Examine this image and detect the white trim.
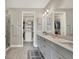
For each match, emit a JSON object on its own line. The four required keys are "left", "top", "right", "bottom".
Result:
{"left": 6, "top": 47, "right": 10, "bottom": 52}
{"left": 22, "top": 11, "right": 23, "bottom": 47}
{"left": 22, "top": 11, "right": 35, "bottom": 47}
{"left": 33, "top": 44, "right": 38, "bottom": 47}
{"left": 10, "top": 45, "right": 23, "bottom": 47}
{"left": 6, "top": 47, "right": 11, "bottom": 56}
{"left": 24, "top": 40, "right": 33, "bottom": 42}
{"left": 54, "top": 12, "right": 66, "bottom": 36}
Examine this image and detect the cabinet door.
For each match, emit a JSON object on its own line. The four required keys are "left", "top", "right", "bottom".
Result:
{"left": 51, "top": 50, "right": 66, "bottom": 59}
{"left": 41, "top": 39, "right": 52, "bottom": 59}
{"left": 37, "top": 36, "right": 46, "bottom": 56}
{"left": 46, "top": 44, "right": 51, "bottom": 59}
{"left": 57, "top": 54, "right": 66, "bottom": 59}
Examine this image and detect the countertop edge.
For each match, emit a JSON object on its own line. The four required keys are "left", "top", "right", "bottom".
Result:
{"left": 37, "top": 33, "right": 73, "bottom": 53}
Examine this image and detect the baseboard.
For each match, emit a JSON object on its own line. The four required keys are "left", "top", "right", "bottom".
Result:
{"left": 10, "top": 45, "right": 23, "bottom": 47}
{"left": 33, "top": 44, "right": 38, "bottom": 47}
{"left": 6, "top": 47, "right": 11, "bottom": 56}
{"left": 6, "top": 47, "right": 10, "bottom": 52}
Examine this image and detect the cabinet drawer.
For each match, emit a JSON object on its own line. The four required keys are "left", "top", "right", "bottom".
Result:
{"left": 51, "top": 49, "right": 66, "bottom": 59}
{"left": 47, "top": 40, "right": 73, "bottom": 59}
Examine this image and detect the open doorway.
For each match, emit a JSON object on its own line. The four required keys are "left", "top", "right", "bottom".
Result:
{"left": 22, "top": 11, "right": 34, "bottom": 47}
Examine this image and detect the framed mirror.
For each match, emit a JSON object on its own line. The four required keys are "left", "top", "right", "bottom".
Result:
{"left": 54, "top": 13, "right": 61, "bottom": 35}
{"left": 54, "top": 12, "right": 66, "bottom": 36}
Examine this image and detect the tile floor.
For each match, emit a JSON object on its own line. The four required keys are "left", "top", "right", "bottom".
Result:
{"left": 5, "top": 42, "right": 39, "bottom": 59}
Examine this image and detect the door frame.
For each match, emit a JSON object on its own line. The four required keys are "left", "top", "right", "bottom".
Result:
{"left": 22, "top": 11, "right": 37, "bottom": 47}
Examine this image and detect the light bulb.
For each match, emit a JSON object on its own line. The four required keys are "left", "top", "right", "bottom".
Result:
{"left": 45, "top": 12, "right": 47, "bottom": 15}
{"left": 46, "top": 9, "right": 49, "bottom": 12}
{"left": 43, "top": 14, "right": 44, "bottom": 16}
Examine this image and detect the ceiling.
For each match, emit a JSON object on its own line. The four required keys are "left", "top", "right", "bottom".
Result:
{"left": 6, "top": 0, "right": 50, "bottom": 8}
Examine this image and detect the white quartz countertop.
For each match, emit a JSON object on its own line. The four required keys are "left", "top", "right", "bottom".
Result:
{"left": 37, "top": 33, "right": 73, "bottom": 52}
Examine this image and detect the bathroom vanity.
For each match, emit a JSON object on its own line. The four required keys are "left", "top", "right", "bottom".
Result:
{"left": 37, "top": 33, "right": 73, "bottom": 59}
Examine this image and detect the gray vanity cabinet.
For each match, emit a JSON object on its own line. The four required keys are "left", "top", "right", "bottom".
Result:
{"left": 51, "top": 51, "right": 65, "bottom": 59}
{"left": 38, "top": 36, "right": 45, "bottom": 56}
{"left": 45, "top": 39, "right": 66, "bottom": 59}
{"left": 47, "top": 40, "right": 73, "bottom": 59}
{"left": 38, "top": 36, "right": 51, "bottom": 59}
{"left": 37, "top": 35, "right": 73, "bottom": 59}
{"left": 37, "top": 36, "right": 58, "bottom": 59}
{"left": 44, "top": 42, "right": 51, "bottom": 59}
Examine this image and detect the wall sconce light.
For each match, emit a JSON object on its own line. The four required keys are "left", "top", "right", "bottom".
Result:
{"left": 43, "top": 9, "right": 49, "bottom": 16}
{"left": 46, "top": 9, "right": 49, "bottom": 13}
{"left": 44, "top": 12, "right": 47, "bottom": 15}
{"left": 43, "top": 12, "right": 47, "bottom": 16}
